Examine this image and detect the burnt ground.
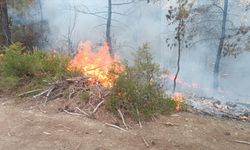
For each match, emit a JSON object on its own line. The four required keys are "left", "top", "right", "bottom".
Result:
{"left": 0, "top": 97, "right": 250, "bottom": 150}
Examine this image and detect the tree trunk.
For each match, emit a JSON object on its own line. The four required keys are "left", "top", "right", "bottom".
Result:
{"left": 173, "top": 19, "right": 183, "bottom": 93}
{"left": 38, "top": 0, "right": 45, "bottom": 47}
{"left": 213, "top": 0, "right": 228, "bottom": 90}
{"left": 0, "top": 0, "right": 11, "bottom": 45}
{"left": 106, "top": 0, "right": 113, "bottom": 56}
{"left": 38, "top": 0, "right": 43, "bottom": 22}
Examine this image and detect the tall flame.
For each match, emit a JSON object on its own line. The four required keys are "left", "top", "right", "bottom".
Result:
{"left": 67, "top": 41, "right": 123, "bottom": 88}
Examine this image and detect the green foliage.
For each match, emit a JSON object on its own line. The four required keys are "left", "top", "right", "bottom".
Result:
{"left": 246, "top": 39, "right": 250, "bottom": 52}
{"left": 107, "top": 44, "right": 175, "bottom": 120}
{"left": 177, "top": 7, "right": 189, "bottom": 20}
{"left": 0, "top": 42, "right": 70, "bottom": 91}
{"left": 80, "top": 91, "right": 90, "bottom": 102}
{"left": 11, "top": 22, "right": 49, "bottom": 48}
{"left": 9, "top": 0, "right": 35, "bottom": 11}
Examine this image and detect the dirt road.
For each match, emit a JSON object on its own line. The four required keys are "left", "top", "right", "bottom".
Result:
{"left": 0, "top": 97, "right": 250, "bottom": 150}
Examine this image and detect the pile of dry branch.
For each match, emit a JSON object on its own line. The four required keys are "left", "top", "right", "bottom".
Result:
{"left": 20, "top": 76, "right": 110, "bottom": 118}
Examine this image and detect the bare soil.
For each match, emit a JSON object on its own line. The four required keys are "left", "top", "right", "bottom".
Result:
{"left": 0, "top": 97, "right": 250, "bottom": 150}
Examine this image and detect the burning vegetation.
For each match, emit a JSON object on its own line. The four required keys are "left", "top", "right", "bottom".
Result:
{"left": 171, "top": 92, "right": 184, "bottom": 112}
{"left": 67, "top": 41, "right": 123, "bottom": 88}
{"left": 0, "top": 42, "right": 180, "bottom": 124}
{"left": 1, "top": 41, "right": 248, "bottom": 125}
{"left": 0, "top": 2, "right": 250, "bottom": 148}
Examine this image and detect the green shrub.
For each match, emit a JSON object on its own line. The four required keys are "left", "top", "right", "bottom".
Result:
{"left": 107, "top": 44, "right": 176, "bottom": 120}
{"left": 41, "top": 50, "right": 71, "bottom": 80}
{"left": 0, "top": 42, "right": 70, "bottom": 91}
{"left": 1, "top": 43, "right": 42, "bottom": 78}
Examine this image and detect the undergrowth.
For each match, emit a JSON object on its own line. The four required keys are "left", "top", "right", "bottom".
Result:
{"left": 107, "top": 44, "right": 176, "bottom": 120}
{"left": 0, "top": 42, "right": 178, "bottom": 121}
{"left": 0, "top": 42, "right": 70, "bottom": 92}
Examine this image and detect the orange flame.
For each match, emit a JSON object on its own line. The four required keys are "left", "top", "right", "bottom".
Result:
{"left": 67, "top": 41, "right": 123, "bottom": 88}
{"left": 164, "top": 74, "right": 199, "bottom": 89}
{"left": 172, "top": 92, "right": 184, "bottom": 112}
{"left": 239, "top": 115, "right": 248, "bottom": 122}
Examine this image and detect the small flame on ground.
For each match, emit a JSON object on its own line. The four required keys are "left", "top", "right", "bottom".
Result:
{"left": 239, "top": 115, "right": 248, "bottom": 122}
{"left": 172, "top": 92, "right": 184, "bottom": 112}
{"left": 67, "top": 41, "right": 123, "bottom": 88}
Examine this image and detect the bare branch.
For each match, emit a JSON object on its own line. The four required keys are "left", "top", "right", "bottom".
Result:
{"left": 234, "top": 140, "right": 250, "bottom": 145}
{"left": 212, "top": 4, "right": 224, "bottom": 12}
{"left": 136, "top": 107, "right": 142, "bottom": 128}
{"left": 105, "top": 123, "right": 127, "bottom": 131}
{"left": 112, "top": 1, "right": 135, "bottom": 6}
{"left": 118, "top": 109, "right": 128, "bottom": 129}
{"left": 18, "top": 89, "right": 42, "bottom": 97}
{"left": 75, "top": 106, "right": 90, "bottom": 116}
{"left": 142, "top": 136, "right": 150, "bottom": 147}
{"left": 87, "top": 11, "right": 127, "bottom": 16}
{"left": 64, "top": 110, "right": 83, "bottom": 116}
{"left": 92, "top": 100, "right": 104, "bottom": 114}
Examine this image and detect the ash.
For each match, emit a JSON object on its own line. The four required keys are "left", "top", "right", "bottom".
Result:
{"left": 185, "top": 95, "right": 250, "bottom": 122}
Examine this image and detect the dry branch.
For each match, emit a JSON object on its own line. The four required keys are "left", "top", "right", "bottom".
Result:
{"left": 103, "top": 91, "right": 111, "bottom": 97}
{"left": 75, "top": 106, "right": 89, "bottom": 116}
{"left": 158, "top": 122, "right": 178, "bottom": 127}
{"left": 118, "top": 109, "right": 128, "bottom": 129}
{"left": 68, "top": 89, "right": 76, "bottom": 100}
{"left": 64, "top": 110, "right": 83, "bottom": 116}
{"left": 46, "top": 85, "right": 56, "bottom": 97}
{"left": 33, "top": 89, "right": 50, "bottom": 98}
{"left": 18, "top": 89, "right": 42, "bottom": 97}
{"left": 92, "top": 100, "right": 104, "bottom": 114}
{"left": 136, "top": 107, "right": 142, "bottom": 128}
{"left": 105, "top": 123, "right": 127, "bottom": 131}
{"left": 142, "top": 136, "right": 150, "bottom": 148}
{"left": 28, "top": 76, "right": 110, "bottom": 120}
{"left": 234, "top": 140, "right": 250, "bottom": 145}
{"left": 66, "top": 76, "right": 89, "bottom": 82}
{"left": 33, "top": 76, "right": 89, "bottom": 100}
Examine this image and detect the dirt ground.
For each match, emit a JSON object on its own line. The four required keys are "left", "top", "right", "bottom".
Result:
{"left": 0, "top": 97, "right": 250, "bottom": 150}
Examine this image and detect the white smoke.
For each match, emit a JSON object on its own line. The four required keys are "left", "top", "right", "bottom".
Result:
{"left": 40, "top": 0, "right": 250, "bottom": 104}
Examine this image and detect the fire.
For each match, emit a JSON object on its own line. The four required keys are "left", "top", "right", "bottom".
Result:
{"left": 172, "top": 92, "right": 184, "bottom": 112}
{"left": 67, "top": 41, "right": 123, "bottom": 88}
{"left": 239, "top": 115, "right": 248, "bottom": 122}
{"left": 164, "top": 74, "right": 199, "bottom": 89}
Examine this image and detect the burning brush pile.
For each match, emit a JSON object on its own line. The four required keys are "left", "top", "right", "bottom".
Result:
{"left": 29, "top": 41, "right": 123, "bottom": 118}
{"left": 5, "top": 41, "right": 248, "bottom": 126}
{"left": 3, "top": 41, "right": 248, "bottom": 127}
{"left": 27, "top": 42, "right": 177, "bottom": 122}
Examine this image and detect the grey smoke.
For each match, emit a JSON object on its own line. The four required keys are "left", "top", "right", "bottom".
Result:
{"left": 24, "top": 0, "right": 250, "bottom": 104}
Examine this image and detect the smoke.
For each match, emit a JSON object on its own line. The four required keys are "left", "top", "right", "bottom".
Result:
{"left": 161, "top": 0, "right": 250, "bottom": 104}
{"left": 42, "top": 0, "right": 107, "bottom": 50}
{"left": 33, "top": 0, "right": 250, "bottom": 104}
{"left": 41, "top": 0, "right": 165, "bottom": 55}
